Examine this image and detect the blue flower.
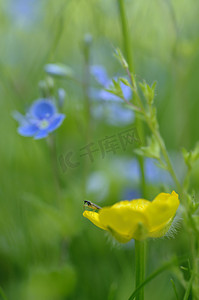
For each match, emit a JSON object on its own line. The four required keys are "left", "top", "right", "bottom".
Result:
{"left": 90, "top": 65, "right": 132, "bottom": 101}
{"left": 90, "top": 65, "right": 134, "bottom": 125}
{"left": 124, "top": 158, "right": 172, "bottom": 185}
{"left": 121, "top": 188, "right": 142, "bottom": 200}
{"left": 86, "top": 171, "right": 109, "bottom": 202}
{"left": 14, "top": 99, "right": 65, "bottom": 139}
{"left": 90, "top": 65, "right": 109, "bottom": 87}
{"left": 110, "top": 156, "right": 172, "bottom": 185}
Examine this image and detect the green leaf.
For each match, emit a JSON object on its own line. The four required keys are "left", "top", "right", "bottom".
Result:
{"left": 170, "top": 278, "right": 180, "bottom": 300}
{"left": 106, "top": 78, "right": 123, "bottom": 98}
{"left": 119, "top": 77, "right": 132, "bottom": 89}
{"left": 114, "top": 48, "right": 128, "bottom": 69}
{"left": 182, "top": 148, "right": 191, "bottom": 168}
{"left": 154, "top": 160, "right": 168, "bottom": 171}
{"left": 183, "top": 272, "right": 194, "bottom": 300}
{"left": 134, "top": 135, "right": 160, "bottom": 159}
{"left": 139, "top": 81, "right": 156, "bottom": 105}
{"left": 192, "top": 215, "right": 199, "bottom": 231}
{"left": 182, "top": 142, "right": 199, "bottom": 169}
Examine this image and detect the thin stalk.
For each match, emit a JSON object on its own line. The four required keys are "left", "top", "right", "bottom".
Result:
{"left": 117, "top": 0, "right": 147, "bottom": 198}
{"left": 83, "top": 37, "right": 92, "bottom": 128}
{"left": 117, "top": 0, "right": 134, "bottom": 72}
{"left": 47, "top": 135, "right": 62, "bottom": 205}
{"left": 123, "top": 89, "right": 182, "bottom": 196}
{"left": 82, "top": 35, "right": 92, "bottom": 196}
{"left": 147, "top": 124, "right": 182, "bottom": 194}
{"left": 135, "top": 240, "right": 146, "bottom": 300}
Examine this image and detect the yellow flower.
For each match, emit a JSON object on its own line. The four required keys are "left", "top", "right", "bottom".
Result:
{"left": 83, "top": 191, "right": 180, "bottom": 243}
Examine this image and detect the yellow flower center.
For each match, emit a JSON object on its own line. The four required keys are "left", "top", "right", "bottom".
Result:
{"left": 39, "top": 120, "right": 49, "bottom": 129}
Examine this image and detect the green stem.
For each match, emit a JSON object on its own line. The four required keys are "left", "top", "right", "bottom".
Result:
{"left": 117, "top": 0, "right": 134, "bottom": 72}
{"left": 124, "top": 90, "right": 182, "bottom": 196}
{"left": 148, "top": 126, "right": 182, "bottom": 194}
{"left": 135, "top": 240, "right": 146, "bottom": 300}
{"left": 82, "top": 34, "right": 92, "bottom": 196}
{"left": 47, "top": 135, "right": 62, "bottom": 205}
{"left": 117, "top": 0, "right": 147, "bottom": 198}
{"left": 83, "top": 35, "right": 92, "bottom": 126}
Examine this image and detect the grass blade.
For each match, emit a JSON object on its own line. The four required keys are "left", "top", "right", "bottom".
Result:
{"left": 128, "top": 256, "right": 187, "bottom": 300}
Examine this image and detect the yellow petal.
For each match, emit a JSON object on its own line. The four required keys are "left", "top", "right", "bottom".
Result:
{"left": 107, "top": 226, "right": 133, "bottom": 243}
{"left": 112, "top": 199, "right": 150, "bottom": 211}
{"left": 83, "top": 210, "right": 107, "bottom": 230}
{"left": 146, "top": 191, "right": 180, "bottom": 237}
{"left": 99, "top": 204, "right": 149, "bottom": 240}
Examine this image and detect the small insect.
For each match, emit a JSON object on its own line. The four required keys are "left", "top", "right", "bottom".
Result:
{"left": 84, "top": 200, "right": 102, "bottom": 211}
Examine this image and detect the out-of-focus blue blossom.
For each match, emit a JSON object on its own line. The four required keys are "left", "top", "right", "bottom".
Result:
{"left": 106, "top": 104, "right": 134, "bottom": 126}
{"left": 91, "top": 101, "right": 134, "bottom": 126}
{"left": 110, "top": 157, "right": 173, "bottom": 185}
{"left": 45, "top": 64, "right": 74, "bottom": 78}
{"left": 58, "top": 88, "right": 66, "bottom": 108}
{"left": 121, "top": 188, "right": 142, "bottom": 200}
{"left": 5, "top": 0, "right": 40, "bottom": 28}
{"left": 13, "top": 99, "right": 65, "bottom": 140}
{"left": 90, "top": 65, "right": 109, "bottom": 87}
{"left": 90, "top": 65, "right": 134, "bottom": 126}
{"left": 86, "top": 171, "right": 109, "bottom": 202}
{"left": 127, "top": 158, "right": 172, "bottom": 185}
{"left": 90, "top": 65, "right": 132, "bottom": 101}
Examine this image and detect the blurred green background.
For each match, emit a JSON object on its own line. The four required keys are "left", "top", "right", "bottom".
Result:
{"left": 0, "top": 0, "right": 199, "bottom": 299}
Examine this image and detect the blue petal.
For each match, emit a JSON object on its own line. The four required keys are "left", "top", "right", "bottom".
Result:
{"left": 29, "top": 99, "right": 56, "bottom": 120}
{"left": 90, "top": 65, "right": 109, "bottom": 87}
{"left": 13, "top": 111, "right": 28, "bottom": 126}
{"left": 34, "top": 129, "right": 49, "bottom": 140}
{"left": 120, "top": 81, "right": 132, "bottom": 101}
{"left": 89, "top": 88, "right": 102, "bottom": 100}
{"left": 121, "top": 188, "right": 142, "bottom": 200}
{"left": 18, "top": 124, "right": 38, "bottom": 137}
{"left": 47, "top": 114, "right": 65, "bottom": 133}
{"left": 107, "top": 103, "right": 134, "bottom": 125}
{"left": 45, "top": 64, "right": 73, "bottom": 77}
{"left": 126, "top": 159, "right": 140, "bottom": 181}
{"left": 145, "top": 158, "right": 172, "bottom": 184}
{"left": 89, "top": 87, "right": 120, "bottom": 102}
{"left": 98, "top": 89, "right": 122, "bottom": 102}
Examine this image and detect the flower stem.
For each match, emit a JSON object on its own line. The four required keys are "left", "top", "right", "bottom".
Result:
{"left": 147, "top": 125, "right": 182, "bottom": 194}
{"left": 135, "top": 240, "right": 146, "bottom": 300}
{"left": 47, "top": 135, "right": 62, "bottom": 205}
{"left": 82, "top": 34, "right": 92, "bottom": 195}
{"left": 117, "top": 0, "right": 134, "bottom": 72}
{"left": 117, "top": 0, "right": 147, "bottom": 198}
